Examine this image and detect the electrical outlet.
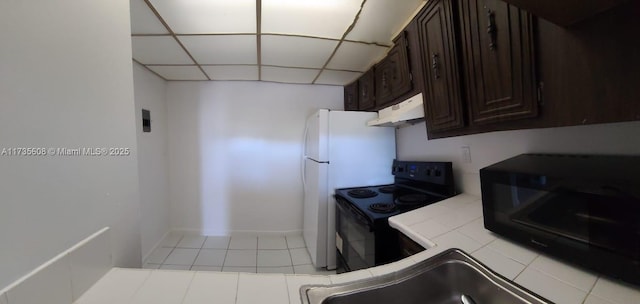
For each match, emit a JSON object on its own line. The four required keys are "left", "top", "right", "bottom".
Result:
{"left": 461, "top": 146, "right": 471, "bottom": 163}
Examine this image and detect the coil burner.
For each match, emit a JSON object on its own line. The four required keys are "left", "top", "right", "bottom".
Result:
{"left": 347, "top": 189, "right": 378, "bottom": 198}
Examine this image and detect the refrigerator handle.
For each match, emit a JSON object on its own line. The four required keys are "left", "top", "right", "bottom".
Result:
{"left": 302, "top": 159, "right": 307, "bottom": 193}
{"left": 301, "top": 120, "right": 310, "bottom": 193}
{"left": 302, "top": 118, "right": 309, "bottom": 158}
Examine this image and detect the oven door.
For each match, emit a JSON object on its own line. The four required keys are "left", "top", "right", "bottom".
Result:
{"left": 335, "top": 196, "right": 375, "bottom": 273}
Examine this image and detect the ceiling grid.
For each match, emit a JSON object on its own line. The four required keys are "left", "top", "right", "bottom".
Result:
{"left": 256, "top": 0, "right": 262, "bottom": 80}
{"left": 142, "top": 0, "right": 210, "bottom": 80}
{"left": 130, "top": 0, "right": 425, "bottom": 85}
{"left": 312, "top": 0, "right": 367, "bottom": 84}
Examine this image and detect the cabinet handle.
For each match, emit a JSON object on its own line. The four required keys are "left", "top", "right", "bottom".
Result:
{"left": 486, "top": 9, "right": 497, "bottom": 51}
{"left": 431, "top": 53, "right": 440, "bottom": 80}
{"left": 382, "top": 71, "right": 388, "bottom": 89}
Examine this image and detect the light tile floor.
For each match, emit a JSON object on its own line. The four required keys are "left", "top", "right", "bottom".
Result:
{"left": 142, "top": 233, "right": 335, "bottom": 275}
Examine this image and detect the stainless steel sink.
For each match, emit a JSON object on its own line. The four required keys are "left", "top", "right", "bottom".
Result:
{"left": 301, "top": 248, "right": 552, "bottom": 304}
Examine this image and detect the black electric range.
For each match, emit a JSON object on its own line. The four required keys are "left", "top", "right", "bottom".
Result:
{"left": 334, "top": 160, "right": 455, "bottom": 273}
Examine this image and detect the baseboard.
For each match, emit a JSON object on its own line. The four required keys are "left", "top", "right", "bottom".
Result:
{"left": 229, "top": 230, "right": 303, "bottom": 237}
{"left": 170, "top": 228, "right": 303, "bottom": 237}
{"left": 171, "top": 228, "right": 212, "bottom": 236}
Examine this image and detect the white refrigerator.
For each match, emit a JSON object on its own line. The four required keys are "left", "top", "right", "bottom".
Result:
{"left": 302, "top": 109, "right": 396, "bottom": 269}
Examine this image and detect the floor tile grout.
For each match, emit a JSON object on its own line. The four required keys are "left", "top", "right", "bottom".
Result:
{"left": 144, "top": 234, "right": 334, "bottom": 275}
{"left": 157, "top": 234, "right": 184, "bottom": 264}
{"left": 221, "top": 240, "right": 230, "bottom": 270}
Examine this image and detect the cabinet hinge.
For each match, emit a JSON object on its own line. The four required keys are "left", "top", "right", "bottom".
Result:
{"left": 405, "top": 37, "right": 409, "bottom": 47}
{"left": 537, "top": 81, "right": 544, "bottom": 106}
{"left": 409, "top": 73, "right": 413, "bottom": 81}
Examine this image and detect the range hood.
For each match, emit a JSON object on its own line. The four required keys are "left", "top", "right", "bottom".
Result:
{"left": 367, "top": 93, "right": 425, "bottom": 127}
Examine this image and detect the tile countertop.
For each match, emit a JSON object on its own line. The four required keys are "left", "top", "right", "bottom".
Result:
{"left": 389, "top": 193, "right": 640, "bottom": 304}
{"left": 74, "top": 194, "right": 640, "bottom": 304}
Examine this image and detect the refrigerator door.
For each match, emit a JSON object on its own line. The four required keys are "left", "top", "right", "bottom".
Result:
{"left": 325, "top": 110, "right": 396, "bottom": 269}
{"left": 303, "top": 158, "right": 328, "bottom": 267}
{"left": 304, "top": 109, "right": 329, "bottom": 162}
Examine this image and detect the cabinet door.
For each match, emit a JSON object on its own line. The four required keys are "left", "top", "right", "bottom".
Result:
{"left": 459, "top": 0, "right": 537, "bottom": 125}
{"left": 399, "top": 232, "right": 425, "bottom": 258}
{"left": 358, "top": 69, "right": 376, "bottom": 110}
{"left": 417, "top": 0, "right": 465, "bottom": 132}
{"left": 495, "top": 0, "right": 628, "bottom": 27}
{"left": 375, "top": 32, "right": 413, "bottom": 107}
{"left": 343, "top": 81, "right": 359, "bottom": 111}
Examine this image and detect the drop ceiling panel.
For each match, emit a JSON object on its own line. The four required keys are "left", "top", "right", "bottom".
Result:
{"left": 130, "top": 0, "right": 169, "bottom": 34}
{"left": 147, "top": 66, "right": 207, "bottom": 80}
{"left": 132, "top": 36, "right": 193, "bottom": 64}
{"left": 131, "top": 0, "right": 424, "bottom": 85}
{"left": 262, "top": 35, "right": 338, "bottom": 69}
{"left": 262, "top": 66, "right": 319, "bottom": 84}
{"left": 179, "top": 35, "right": 257, "bottom": 64}
{"left": 315, "top": 70, "right": 362, "bottom": 86}
{"left": 326, "top": 42, "right": 389, "bottom": 72}
{"left": 202, "top": 65, "right": 259, "bottom": 81}
{"left": 262, "top": 0, "right": 362, "bottom": 39}
{"left": 346, "top": 0, "right": 423, "bottom": 44}
{"left": 149, "top": 0, "right": 256, "bottom": 34}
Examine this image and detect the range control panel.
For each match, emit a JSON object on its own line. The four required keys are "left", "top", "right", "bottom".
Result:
{"left": 392, "top": 160, "right": 453, "bottom": 185}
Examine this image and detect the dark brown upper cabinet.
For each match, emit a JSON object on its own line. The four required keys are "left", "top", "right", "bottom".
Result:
{"left": 375, "top": 31, "right": 413, "bottom": 107}
{"left": 458, "top": 0, "right": 538, "bottom": 125}
{"left": 343, "top": 80, "right": 359, "bottom": 111}
{"left": 417, "top": 0, "right": 465, "bottom": 132}
{"left": 495, "top": 0, "right": 629, "bottom": 27}
{"left": 358, "top": 69, "right": 376, "bottom": 110}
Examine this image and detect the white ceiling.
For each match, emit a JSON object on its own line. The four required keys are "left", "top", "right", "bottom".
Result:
{"left": 130, "top": 0, "right": 425, "bottom": 85}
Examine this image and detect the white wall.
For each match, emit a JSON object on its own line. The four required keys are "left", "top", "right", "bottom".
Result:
{"left": 397, "top": 121, "right": 640, "bottom": 195}
{"left": 0, "top": 0, "right": 141, "bottom": 289}
{"left": 133, "top": 63, "right": 171, "bottom": 259}
{"left": 167, "top": 81, "right": 343, "bottom": 235}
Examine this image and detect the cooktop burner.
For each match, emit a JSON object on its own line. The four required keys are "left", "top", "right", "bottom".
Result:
{"left": 378, "top": 186, "right": 396, "bottom": 193}
{"left": 335, "top": 160, "right": 454, "bottom": 224}
{"left": 369, "top": 203, "right": 397, "bottom": 213}
{"left": 347, "top": 189, "right": 378, "bottom": 198}
{"left": 396, "top": 194, "right": 430, "bottom": 205}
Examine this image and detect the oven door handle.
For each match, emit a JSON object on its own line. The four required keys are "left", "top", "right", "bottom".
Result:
{"left": 336, "top": 198, "right": 374, "bottom": 232}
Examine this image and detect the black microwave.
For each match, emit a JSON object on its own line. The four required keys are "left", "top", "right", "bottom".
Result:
{"left": 480, "top": 154, "right": 640, "bottom": 286}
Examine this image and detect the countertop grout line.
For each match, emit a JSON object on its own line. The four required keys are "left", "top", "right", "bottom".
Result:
{"left": 233, "top": 272, "right": 240, "bottom": 304}
{"left": 580, "top": 275, "right": 602, "bottom": 304}
{"left": 177, "top": 272, "right": 197, "bottom": 304}
{"left": 528, "top": 255, "right": 600, "bottom": 295}
{"left": 126, "top": 268, "right": 154, "bottom": 304}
